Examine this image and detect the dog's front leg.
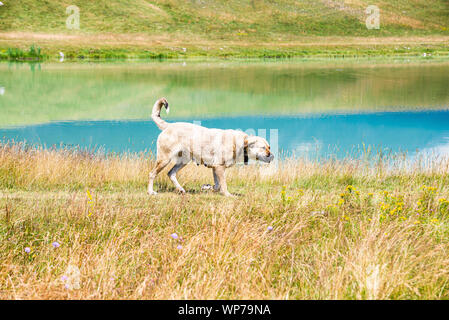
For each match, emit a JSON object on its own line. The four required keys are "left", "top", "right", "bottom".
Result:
{"left": 213, "top": 166, "right": 232, "bottom": 197}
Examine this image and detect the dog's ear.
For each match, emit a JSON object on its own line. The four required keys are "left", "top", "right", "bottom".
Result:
{"left": 246, "top": 136, "right": 258, "bottom": 147}
{"left": 243, "top": 134, "right": 256, "bottom": 148}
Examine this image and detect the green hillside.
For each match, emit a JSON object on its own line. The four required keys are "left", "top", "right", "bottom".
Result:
{"left": 2, "top": 0, "right": 449, "bottom": 37}
{"left": 0, "top": 0, "right": 448, "bottom": 59}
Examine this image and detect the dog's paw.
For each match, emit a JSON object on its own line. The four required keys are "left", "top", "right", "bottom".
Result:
{"left": 147, "top": 190, "right": 158, "bottom": 196}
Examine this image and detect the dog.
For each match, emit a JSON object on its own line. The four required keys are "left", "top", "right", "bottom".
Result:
{"left": 147, "top": 98, "right": 274, "bottom": 196}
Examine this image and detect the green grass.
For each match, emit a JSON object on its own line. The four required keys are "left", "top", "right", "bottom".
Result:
{"left": 0, "top": 45, "right": 46, "bottom": 61}
{"left": 3, "top": 42, "right": 449, "bottom": 61}
{"left": 1, "top": 0, "right": 448, "bottom": 37}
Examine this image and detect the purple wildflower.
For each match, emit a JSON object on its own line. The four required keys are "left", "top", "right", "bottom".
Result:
{"left": 177, "top": 245, "right": 183, "bottom": 250}
{"left": 24, "top": 247, "right": 31, "bottom": 253}
{"left": 171, "top": 233, "right": 179, "bottom": 240}
{"left": 267, "top": 226, "right": 273, "bottom": 231}
{"left": 61, "top": 275, "right": 68, "bottom": 281}
{"left": 52, "top": 241, "right": 60, "bottom": 248}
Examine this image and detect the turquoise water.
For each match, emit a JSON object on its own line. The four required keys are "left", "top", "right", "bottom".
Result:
{"left": 2, "top": 111, "right": 449, "bottom": 159}
{"left": 1, "top": 60, "right": 449, "bottom": 159}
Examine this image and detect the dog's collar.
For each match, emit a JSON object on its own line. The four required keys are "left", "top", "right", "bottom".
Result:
{"left": 243, "top": 140, "right": 249, "bottom": 165}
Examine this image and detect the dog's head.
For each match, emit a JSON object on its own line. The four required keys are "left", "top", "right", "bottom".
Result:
{"left": 245, "top": 136, "right": 274, "bottom": 163}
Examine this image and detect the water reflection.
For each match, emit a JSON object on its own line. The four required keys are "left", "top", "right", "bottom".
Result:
{"left": 1, "top": 61, "right": 449, "bottom": 127}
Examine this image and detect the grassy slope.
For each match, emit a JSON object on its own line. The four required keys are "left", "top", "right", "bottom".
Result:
{"left": 2, "top": 144, "right": 449, "bottom": 299}
{"left": 0, "top": 0, "right": 448, "bottom": 59}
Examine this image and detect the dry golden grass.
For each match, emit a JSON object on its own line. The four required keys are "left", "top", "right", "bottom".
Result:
{"left": 1, "top": 143, "right": 449, "bottom": 299}
{"left": 2, "top": 32, "right": 449, "bottom": 50}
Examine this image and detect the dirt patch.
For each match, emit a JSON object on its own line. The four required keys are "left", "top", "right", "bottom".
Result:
{"left": 141, "top": 0, "right": 170, "bottom": 17}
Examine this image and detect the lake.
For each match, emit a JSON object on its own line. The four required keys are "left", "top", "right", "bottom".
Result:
{"left": 1, "top": 59, "right": 449, "bottom": 159}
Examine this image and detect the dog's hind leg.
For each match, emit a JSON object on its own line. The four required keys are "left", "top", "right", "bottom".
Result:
{"left": 212, "top": 169, "right": 220, "bottom": 192}
{"left": 213, "top": 166, "right": 232, "bottom": 197}
{"left": 148, "top": 158, "right": 171, "bottom": 195}
{"left": 168, "top": 162, "right": 187, "bottom": 194}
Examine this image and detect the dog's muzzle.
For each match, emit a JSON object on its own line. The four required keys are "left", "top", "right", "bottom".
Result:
{"left": 257, "top": 153, "right": 274, "bottom": 163}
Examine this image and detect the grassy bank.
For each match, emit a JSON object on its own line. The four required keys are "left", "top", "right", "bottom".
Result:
{"left": 1, "top": 0, "right": 449, "bottom": 60}
{"left": 2, "top": 34, "right": 449, "bottom": 61}
{"left": 1, "top": 143, "right": 449, "bottom": 299}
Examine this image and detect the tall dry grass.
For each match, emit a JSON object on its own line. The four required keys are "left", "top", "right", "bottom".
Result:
{"left": 1, "top": 142, "right": 449, "bottom": 299}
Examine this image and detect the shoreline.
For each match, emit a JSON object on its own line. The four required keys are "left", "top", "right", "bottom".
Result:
{"left": 1, "top": 33, "right": 449, "bottom": 61}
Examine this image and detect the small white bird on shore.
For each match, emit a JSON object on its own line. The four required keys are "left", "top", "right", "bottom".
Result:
{"left": 59, "top": 51, "right": 64, "bottom": 62}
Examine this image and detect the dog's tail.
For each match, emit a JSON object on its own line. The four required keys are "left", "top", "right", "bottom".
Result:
{"left": 151, "top": 97, "right": 170, "bottom": 130}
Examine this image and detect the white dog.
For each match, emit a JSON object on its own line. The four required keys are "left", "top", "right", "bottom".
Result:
{"left": 147, "top": 98, "right": 274, "bottom": 196}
